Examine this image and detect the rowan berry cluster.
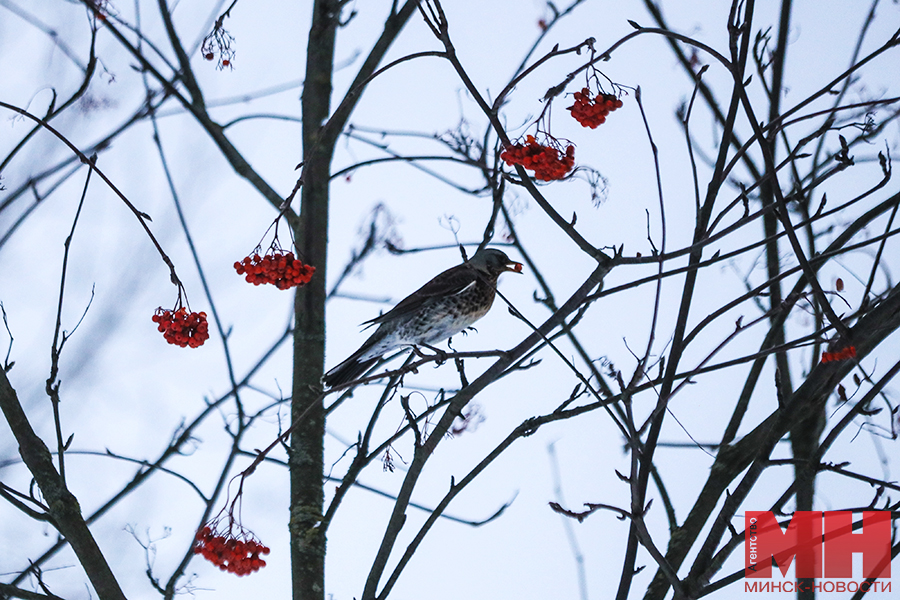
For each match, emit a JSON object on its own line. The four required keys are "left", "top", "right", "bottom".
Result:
{"left": 821, "top": 346, "right": 856, "bottom": 363}
{"left": 203, "top": 53, "right": 230, "bottom": 67}
{"left": 234, "top": 251, "right": 315, "bottom": 290}
{"left": 568, "top": 88, "right": 623, "bottom": 128}
{"left": 193, "top": 525, "right": 269, "bottom": 576}
{"left": 152, "top": 308, "right": 209, "bottom": 348}
{"left": 201, "top": 23, "right": 235, "bottom": 70}
{"left": 501, "top": 135, "right": 575, "bottom": 181}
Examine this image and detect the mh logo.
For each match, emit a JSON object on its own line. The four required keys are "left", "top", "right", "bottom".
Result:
{"left": 745, "top": 511, "right": 891, "bottom": 579}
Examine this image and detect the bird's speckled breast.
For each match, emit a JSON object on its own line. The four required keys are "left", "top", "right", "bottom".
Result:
{"left": 358, "top": 278, "right": 496, "bottom": 360}
{"left": 410, "top": 284, "right": 495, "bottom": 345}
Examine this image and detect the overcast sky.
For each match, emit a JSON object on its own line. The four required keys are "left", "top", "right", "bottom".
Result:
{"left": 2, "top": 1, "right": 899, "bottom": 599}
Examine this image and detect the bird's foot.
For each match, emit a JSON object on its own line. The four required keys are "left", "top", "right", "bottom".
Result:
{"left": 415, "top": 344, "right": 449, "bottom": 365}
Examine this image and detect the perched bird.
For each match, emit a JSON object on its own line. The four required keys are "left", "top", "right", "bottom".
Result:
{"left": 323, "top": 248, "right": 523, "bottom": 388}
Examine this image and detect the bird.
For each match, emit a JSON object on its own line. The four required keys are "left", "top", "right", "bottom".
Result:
{"left": 323, "top": 248, "right": 523, "bottom": 388}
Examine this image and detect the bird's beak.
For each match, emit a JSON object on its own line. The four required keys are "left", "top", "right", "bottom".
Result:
{"left": 506, "top": 261, "right": 524, "bottom": 274}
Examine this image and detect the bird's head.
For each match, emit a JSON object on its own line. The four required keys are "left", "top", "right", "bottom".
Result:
{"left": 468, "top": 248, "right": 523, "bottom": 277}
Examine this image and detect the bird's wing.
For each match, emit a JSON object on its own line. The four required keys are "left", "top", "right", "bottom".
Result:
{"left": 362, "top": 263, "right": 477, "bottom": 326}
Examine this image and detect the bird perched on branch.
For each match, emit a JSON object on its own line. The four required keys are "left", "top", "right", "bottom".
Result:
{"left": 323, "top": 248, "right": 523, "bottom": 388}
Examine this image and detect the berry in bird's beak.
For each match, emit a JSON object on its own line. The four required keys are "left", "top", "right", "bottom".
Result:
{"left": 508, "top": 261, "right": 524, "bottom": 273}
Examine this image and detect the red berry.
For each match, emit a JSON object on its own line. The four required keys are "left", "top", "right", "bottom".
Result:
{"left": 234, "top": 250, "right": 316, "bottom": 289}
{"left": 568, "top": 89, "right": 623, "bottom": 128}
{"left": 152, "top": 307, "right": 210, "bottom": 348}
{"left": 192, "top": 524, "right": 270, "bottom": 576}
{"left": 501, "top": 136, "right": 575, "bottom": 181}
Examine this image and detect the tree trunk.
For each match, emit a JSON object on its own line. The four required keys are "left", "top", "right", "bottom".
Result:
{"left": 290, "top": 1, "right": 339, "bottom": 599}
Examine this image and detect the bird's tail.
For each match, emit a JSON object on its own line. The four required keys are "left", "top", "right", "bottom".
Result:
{"left": 322, "top": 354, "right": 379, "bottom": 388}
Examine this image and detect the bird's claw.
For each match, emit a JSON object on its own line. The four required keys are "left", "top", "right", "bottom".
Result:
{"left": 415, "top": 344, "right": 449, "bottom": 365}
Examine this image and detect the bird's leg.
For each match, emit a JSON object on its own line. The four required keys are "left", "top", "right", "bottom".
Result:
{"left": 460, "top": 326, "right": 478, "bottom": 337}
{"left": 415, "top": 343, "right": 448, "bottom": 365}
